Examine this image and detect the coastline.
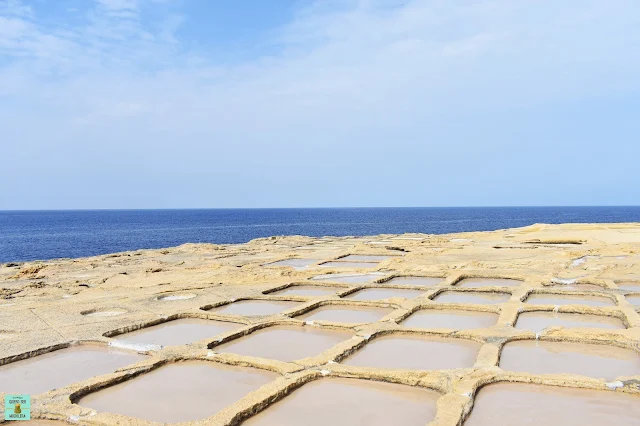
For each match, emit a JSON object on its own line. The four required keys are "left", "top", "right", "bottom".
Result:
{"left": 1, "top": 222, "right": 639, "bottom": 424}
{"left": 3, "top": 206, "right": 640, "bottom": 264}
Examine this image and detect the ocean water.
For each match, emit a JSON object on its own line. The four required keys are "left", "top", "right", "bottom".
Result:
{"left": 1, "top": 207, "right": 639, "bottom": 263}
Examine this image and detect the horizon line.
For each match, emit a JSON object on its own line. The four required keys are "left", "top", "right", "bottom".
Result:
{"left": 1, "top": 205, "right": 640, "bottom": 213}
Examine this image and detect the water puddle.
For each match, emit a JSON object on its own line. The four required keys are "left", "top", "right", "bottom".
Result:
{"left": 343, "top": 335, "right": 481, "bottom": 370}
{"left": 456, "top": 278, "right": 522, "bottom": 288}
{"left": 499, "top": 340, "right": 640, "bottom": 380}
{"left": 157, "top": 293, "right": 196, "bottom": 301}
{"left": 525, "top": 294, "right": 615, "bottom": 307}
{"left": 82, "top": 309, "right": 127, "bottom": 317}
{"left": 402, "top": 309, "right": 499, "bottom": 330}
{"left": 242, "top": 378, "right": 438, "bottom": 426}
{"left": 114, "top": 318, "right": 242, "bottom": 347}
{"left": 432, "top": 291, "right": 510, "bottom": 305}
{"left": 570, "top": 256, "right": 589, "bottom": 267}
{"left": 311, "top": 273, "right": 384, "bottom": 284}
{"left": 385, "top": 276, "right": 444, "bottom": 286}
{"left": 269, "top": 285, "right": 344, "bottom": 297}
{"left": 207, "top": 300, "right": 300, "bottom": 316}
{"left": 267, "top": 259, "right": 320, "bottom": 270}
{"left": 215, "top": 326, "right": 353, "bottom": 362}
{"left": 344, "top": 288, "right": 426, "bottom": 301}
{"left": 78, "top": 361, "right": 277, "bottom": 423}
{"left": 464, "top": 383, "right": 640, "bottom": 425}
{"left": 516, "top": 311, "right": 625, "bottom": 332}
{"left": 0, "top": 346, "right": 146, "bottom": 394}
{"left": 320, "top": 262, "right": 378, "bottom": 269}
{"left": 339, "top": 255, "right": 393, "bottom": 262}
{"left": 550, "top": 278, "right": 579, "bottom": 285}
{"left": 296, "top": 305, "right": 393, "bottom": 324}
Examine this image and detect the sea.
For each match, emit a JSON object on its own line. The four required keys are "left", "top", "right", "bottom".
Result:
{"left": 1, "top": 207, "right": 639, "bottom": 263}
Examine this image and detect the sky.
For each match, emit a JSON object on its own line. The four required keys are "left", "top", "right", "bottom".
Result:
{"left": 1, "top": 0, "right": 639, "bottom": 209}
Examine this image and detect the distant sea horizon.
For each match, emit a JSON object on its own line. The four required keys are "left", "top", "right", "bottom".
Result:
{"left": 1, "top": 206, "right": 639, "bottom": 263}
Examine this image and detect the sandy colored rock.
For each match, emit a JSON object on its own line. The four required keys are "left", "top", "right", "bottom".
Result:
{"left": 0, "top": 223, "right": 638, "bottom": 425}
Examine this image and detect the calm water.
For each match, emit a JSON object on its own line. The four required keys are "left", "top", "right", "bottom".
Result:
{"left": 1, "top": 207, "right": 639, "bottom": 263}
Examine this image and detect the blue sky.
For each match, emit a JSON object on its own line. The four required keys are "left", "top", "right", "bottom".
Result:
{"left": 1, "top": 0, "right": 639, "bottom": 209}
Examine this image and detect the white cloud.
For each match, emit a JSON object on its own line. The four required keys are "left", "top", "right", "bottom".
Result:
{"left": 0, "top": 15, "right": 32, "bottom": 44}
{"left": 95, "top": 0, "right": 138, "bottom": 12}
{"left": 3, "top": 0, "right": 639, "bottom": 107}
{"left": 1, "top": 0, "right": 639, "bottom": 208}
{"left": 0, "top": 0, "right": 33, "bottom": 17}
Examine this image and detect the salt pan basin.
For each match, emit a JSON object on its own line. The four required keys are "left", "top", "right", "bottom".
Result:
{"left": 515, "top": 311, "right": 625, "bottom": 332}
{"left": 78, "top": 361, "right": 277, "bottom": 423}
{"left": 296, "top": 305, "right": 392, "bottom": 324}
{"left": 242, "top": 378, "right": 439, "bottom": 426}
{"left": 344, "top": 287, "right": 425, "bottom": 301}
{"left": 339, "top": 255, "right": 393, "bottom": 262}
{"left": 215, "top": 326, "right": 353, "bottom": 362}
{"left": 320, "top": 261, "right": 378, "bottom": 268}
{"left": 456, "top": 278, "right": 522, "bottom": 288}
{"left": 267, "top": 259, "right": 320, "bottom": 270}
{"left": 114, "top": 318, "right": 242, "bottom": 346}
{"left": 626, "top": 295, "right": 640, "bottom": 306}
{"left": 343, "top": 335, "right": 481, "bottom": 370}
{"left": 402, "top": 309, "right": 499, "bottom": 330}
{"left": 0, "top": 346, "right": 145, "bottom": 394}
{"left": 548, "top": 283, "right": 607, "bottom": 291}
{"left": 208, "top": 300, "right": 300, "bottom": 316}
{"left": 525, "top": 294, "right": 615, "bottom": 307}
{"left": 385, "top": 276, "right": 444, "bottom": 286}
{"left": 432, "top": 291, "right": 510, "bottom": 305}
{"left": 269, "top": 285, "right": 344, "bottom": 297}
{"left": 499, "top": 340, "right": 640, "bottom": 380}
{"left": 618, "top": 282, "right": 640, "bottom": 291}
{"left": 311, "top": 273, "right": 383, "bottom": 284}
{"left": 464, "top": 383, "right": 640, "bottom": 426}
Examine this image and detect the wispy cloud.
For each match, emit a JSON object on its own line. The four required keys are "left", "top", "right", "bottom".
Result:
{"left": 1, "top": 0, "right": 639, "bottom": 208}
{"left": 95, "top": 0, "right": 138, "bottom": 12}
{"left": 4, "top": 1, "right": 639, "bottom": 104}
{"left": 0, "top": 0, "right": 33, "bottom": 17}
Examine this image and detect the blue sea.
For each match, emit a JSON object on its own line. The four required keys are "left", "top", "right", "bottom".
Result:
{"left": 1, "top": 207, "right": 639, "bottom": 263}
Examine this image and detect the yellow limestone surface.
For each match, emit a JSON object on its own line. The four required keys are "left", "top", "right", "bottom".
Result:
{"left": 0, "top": 223, "right": 639, "bottom": 425}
